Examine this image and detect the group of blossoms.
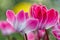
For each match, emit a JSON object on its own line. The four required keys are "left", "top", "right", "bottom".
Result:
{"left": 0, "top": 4, "right": 60, "bottom": 40}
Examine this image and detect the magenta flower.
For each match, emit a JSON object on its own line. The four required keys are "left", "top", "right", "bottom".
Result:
{"left": 30, "top": 4, "right": 47, "bottom": 29}
{"left": 30, "top": 4, "right": 58, "bottom": 40}
{"left": 30, "top": 4, "right": 58, "bottom": 29}
{"left": 0, "top": 10, "right": 38, "bottom": 35}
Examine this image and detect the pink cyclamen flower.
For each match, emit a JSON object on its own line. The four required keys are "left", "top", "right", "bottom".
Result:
{"left": 30, "top": 4, "right": 58, "bottom": 29}
{"left": 30, "top": 4, "right": 58, "bottom": 39}
{"left": 0, "top": 10, "right": 38, "bottom": 33}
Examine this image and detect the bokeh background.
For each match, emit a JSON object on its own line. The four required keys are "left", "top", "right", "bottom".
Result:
{"left": 0, "top": 0, "right": 60, "bottom": 40}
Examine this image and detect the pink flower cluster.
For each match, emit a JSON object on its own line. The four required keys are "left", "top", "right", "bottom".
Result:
{"left": 0, "top": 4, "right": 60, "bottom": 40}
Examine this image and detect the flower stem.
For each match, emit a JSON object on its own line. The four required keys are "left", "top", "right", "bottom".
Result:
{"left": 7, "top": 35, "right": 12, "bottom": 40}
{"left": 12, "top": 37, "right": 17, "bottom": 40}
{"left": 36, "top": 29, "right": 41, "bottom": 40}
{"left": 24, "top": 33, "right": 28, "bottom": 40}
{"left": 37, "top": 30, "right": 40, "bottom": 40}
{"left": 43, "top": 29, "right": 49, "bottom": 40}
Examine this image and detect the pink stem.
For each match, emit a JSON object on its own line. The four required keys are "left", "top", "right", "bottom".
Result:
{"left": 43, "top": 29, "right": 49, "bottom": 40}
{"left": 36, "top": 29, "right": 41, "bottom": 40}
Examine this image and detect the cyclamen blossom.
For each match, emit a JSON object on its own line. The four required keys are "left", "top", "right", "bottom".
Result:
{"left": 30, "top": 4, "right": 58, "bottom": 29}
{"left": 0, "top": 10, "right": 38, "bottom": 35}
{"left": 30, "top": 4, "right": 58, "bottom": 39}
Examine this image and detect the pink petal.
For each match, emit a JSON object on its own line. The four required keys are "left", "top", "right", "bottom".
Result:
{"left": 34, "top": 6, "right": 43, "bottom": 22}
{"left": 45, "top": 9, "right": 58, "bottom": 29}
{"left": 40, "top": 6, "right": 48, "bottom": 28}
{"left": 30, "top": 4, "right": 37, "bottom": 17}
{"left": 52, "top": 30, "right": 60, "bottom": 39}
{"left": 0, "top": 21, "right": 15, "bottom": 35}
{"left": 16, "top": 10, "right": 25, "bottom": 23}
{"left": 30, "top": 4, "right": 43, "bottom": 22}
{"left": 27, "top": 32, "right": 35, "bottom": 40}
{"left": 25, "top": 12, "right": 29, "bottom": 19}
{"left": 24, "top": 18, "right": 38, "bottom": 33}
{"left": 6, "top": 10, "right": 15, "bottom": 22}
{"left": 52, "top": 24, "right": 60, "bottom": 39}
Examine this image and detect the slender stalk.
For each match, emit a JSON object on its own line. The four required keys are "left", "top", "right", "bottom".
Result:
{"left": 36, "top": 29, "right": 41, "bottom": 40}
{"left": 37, "top": 30, "right": 40, "bottom": 40}
{"left": 7, "top": 35, "right": 12, "bottom": 40}
{"left": 43, "top": 29, "right": 49, "bottom": 40}
{"left": 24, "top": 33, "right": 28, "bottom": 40}
{"left": 12, "top": 37, "right": 17, "bottom": 40}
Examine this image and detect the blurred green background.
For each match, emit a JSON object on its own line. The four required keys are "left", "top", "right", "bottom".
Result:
{"left": 0, "top": 0, "right": 60, "bottom": 40}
